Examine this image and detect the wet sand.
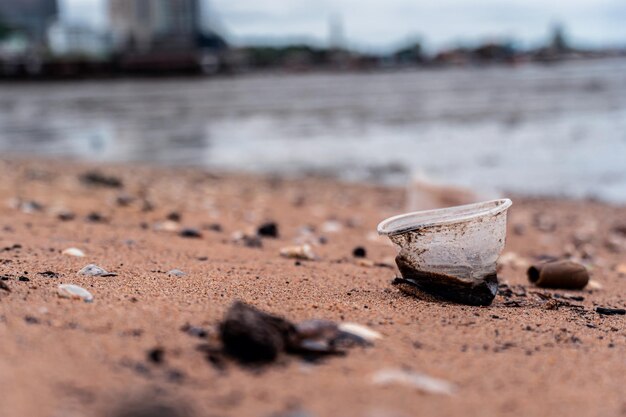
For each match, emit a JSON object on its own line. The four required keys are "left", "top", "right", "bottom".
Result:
{"left": 0, "top": 157, "right": 625, "bottom": 417}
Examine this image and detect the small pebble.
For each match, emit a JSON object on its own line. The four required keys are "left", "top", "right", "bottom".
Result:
{"left": 57, "top": 284, "right": 94, "bottom": 302}
{"left": 279, "top": 244, "right": 316, "bottom": 261}
{"left": 352, "top": 246, "right": 367, "bottom": 258}
{"left": 167, "top": 269, "right": 186, "bottom": 277}
{"left": 0, "top": 281, "right": 10, "bottom": 292}
{"left": 57, "top": 211, "right": 76, "bottom": 221}
{"left": 86, "top": 212, "right": 107, "bottom": 223}
{"left": 63, "top": 247, "right": 85, "bottom": 257}
{"left": 147, "top": 347, "right": 165, "bottom": 364}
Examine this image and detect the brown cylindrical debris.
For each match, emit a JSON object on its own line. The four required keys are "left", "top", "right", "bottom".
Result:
{"left": 527, "top": 260, "right": 589, "bottom": 289}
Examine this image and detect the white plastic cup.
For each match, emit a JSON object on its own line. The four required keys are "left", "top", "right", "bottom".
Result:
{"left": 377, "top": 199, "right": 512, "bottom": 306}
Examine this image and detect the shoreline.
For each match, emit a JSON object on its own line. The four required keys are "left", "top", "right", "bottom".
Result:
{"left": 0, "top": 157, "right": 625, "bottom": 417}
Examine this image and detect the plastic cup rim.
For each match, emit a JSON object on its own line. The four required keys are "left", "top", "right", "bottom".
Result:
{"left": 377, "top": 198, "right": 512, "bottom": 236}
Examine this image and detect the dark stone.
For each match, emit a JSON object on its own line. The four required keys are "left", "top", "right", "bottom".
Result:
{"left": 166, "top": 212, "right": 181, "bottom": 222}
{"left": 79, "top": 171, "right": 123, "bottom": 188}
{"left": 257, "top": 222, "right": 279, "bottom": 238}
{"left": 57, "top": 211, "right": 76, "bottom": 221}
{"left": 147, "top": 347, "right": 165, "bottom": 364}
{"left": 179, "top": 228, "right": 202, "bottom": 238}
{"left": 203, "top": 223, "right": 223, "bottom": 232}
{"left": 38, "top": 271, "right": 59, "bottom": 278}
{"left": 596, "top": 307, "right": 626, "bottom": 316}
{"left": 86, "top": 212, "right": 107, "bottom": 223}
{"left": 0, "top": 281, "right": 10, "bottom": 292}
{"left": 220, "top": 301, "right": 296, "bottom": 364}
{"left": 352, "top": 246, "right": 367, "bottom": 258}
{"left": 24, "top": 315, "right": 39, "bottom": 324}
{"left": 18, "top": 276, "right": 30, "bottom": 282}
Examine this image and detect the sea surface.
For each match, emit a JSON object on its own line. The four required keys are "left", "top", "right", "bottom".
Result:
{"left": 1, "top": 58, "right": 625, "bottom": 203}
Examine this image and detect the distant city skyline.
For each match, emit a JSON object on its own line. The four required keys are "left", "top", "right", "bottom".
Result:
{"left": 59, "top": 0, "right": 626, "bottom": 51}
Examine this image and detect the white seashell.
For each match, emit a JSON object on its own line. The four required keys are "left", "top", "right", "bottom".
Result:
{"left": 372, "top": 368, "right": 456, "bottom": 395}
{"left": 78, "top": 264, "right": 109, "bottom": 276}
{"left": 167, "top": 269, "right": 186, "bottom": 277}
{"left": 62, "top": 247, "right": 85, "bottom": 257}
{"left": 57, "top": 284, "right": 94, "bottom": 302}
{"left": 279, "top": 244, "right": 316, "bottom": 261}
{"left": 338, "top": 322, "right": 382, "bottom": 342}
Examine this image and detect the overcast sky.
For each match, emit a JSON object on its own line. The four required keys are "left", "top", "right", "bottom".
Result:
{"left": 60, "top": 0, "right": 626, "bottom": 51}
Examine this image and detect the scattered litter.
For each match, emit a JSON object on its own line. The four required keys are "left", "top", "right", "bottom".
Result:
{"left": 78, "top": 264, "right": 117, "bottom": 277}
{"left": 371, "top": 368, "right": 456, "bottom": 395}
{"left": 79, "top": 171, "right": 123, "bottom": 188}
{"left": 257, "top": 222, "right": 279, "bottom": 238}
{"left": 379, "top": 199, "right": 512, "bottom": 306}
{"left": 179, "top": 228, "right": 202, "bottom": 238}
{"left": 57, "top": 284, "right": 93, "bottom": 302}
{"left": 167, "top": 269, "right": 186, "bottom": 277}
{"left": 527, "top": 261, "right": 589, "bottom": 289}
{"left": 352, "top": 246, "right": 367, "bottom": 258}
{"left": 62, "top": 247, "right": 85, "bottom": 257}
{"left": 596, "top": 307, "right": 625, "bottom": 316}
{"left": 280, "top": 244, "right": 316, "bottom": 261}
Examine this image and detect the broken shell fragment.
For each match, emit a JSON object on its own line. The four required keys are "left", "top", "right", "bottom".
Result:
{"left": 372, "top": 368, "right": 456, "bottom": 395}
{"left": 378, "top": 199, "right": 512, "bottom": 306}
{"left": 527, "top": 261, "right": 589, "bottom": 290}
{"left": 57, "top": 284, "right": 93, "bottom": 302}
{"left": 78, "top": 264, "right": 115, "bottom": 277}
{"left": 279, "top": 244, "right": 316, "bottom": 261}
{"left": 62, "top": 247, "right": 85, "bottom": 257}
{"left": 337, "top": 322, "right": 382, "bottom": 343}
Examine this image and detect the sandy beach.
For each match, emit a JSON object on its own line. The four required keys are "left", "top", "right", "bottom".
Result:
{"left": 0, "top": 157, "right": 625, "bottom": 417}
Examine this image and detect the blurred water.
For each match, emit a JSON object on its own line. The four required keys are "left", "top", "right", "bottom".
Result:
{"left": 1, "top": 58, "right": 626, "bottom": 202}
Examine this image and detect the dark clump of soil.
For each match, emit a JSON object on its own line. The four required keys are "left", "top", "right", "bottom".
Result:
{"left": 219, "top": 301, "right": 297, "bottom": 364}
{"left": 394, "top": 254, "right": 498, "bottom": 306}
{"left": 352, "top": 247, "right": 367, "bottom": 258}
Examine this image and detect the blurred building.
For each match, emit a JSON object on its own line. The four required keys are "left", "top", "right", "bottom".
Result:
{"left": 109, "top": 0, "right": 200, "bottom": 52}
{"left": 0, "top": 0, "right": 58, "bottom": 45}
{"left": 108, "top": 0, "right": 227, "bottom": 73}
